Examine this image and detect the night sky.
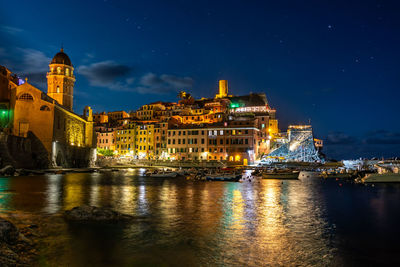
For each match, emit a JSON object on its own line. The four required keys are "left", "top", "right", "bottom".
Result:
{"left": 1, "top": 0, "right": 399, "bottom": 159}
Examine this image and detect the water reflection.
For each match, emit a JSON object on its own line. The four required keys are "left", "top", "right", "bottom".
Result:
{"left": 3, "top": 171, "right": 398, "bottom": 266}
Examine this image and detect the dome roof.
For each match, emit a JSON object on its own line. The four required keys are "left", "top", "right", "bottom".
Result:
{"left": 51, "top": 48, "right": 72, "bottom": 66}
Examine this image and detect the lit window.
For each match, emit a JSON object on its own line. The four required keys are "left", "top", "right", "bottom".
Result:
{"left": 65, "top": 68, "right": 70, "bottom": 76}
{"left": 57, "top": 67, "right": 61, "bottom": 74}
{"left": 56, "top": 86, "right": 60, "bottom": 93}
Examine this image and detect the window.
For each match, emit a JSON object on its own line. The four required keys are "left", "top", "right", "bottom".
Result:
{"left": 40, "top": 105, "right": 50, "bottom": 111}
{"left": 56, "top": 86, "right": 60, "bottom": 93}
{"left": 65, "top": 68, "right": 70, "bottom": 76}
{"left": 57, "top": 67, "right": 61, "bottom": 74}
{"left": 18, "top": 93, "right": 33, "bottom": 101}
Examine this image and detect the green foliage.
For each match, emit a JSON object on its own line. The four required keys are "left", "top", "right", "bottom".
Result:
{"left": 97, "top": 148, "right": 114, "bottom": 157}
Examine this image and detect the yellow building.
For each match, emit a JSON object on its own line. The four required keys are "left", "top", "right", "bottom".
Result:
{"left": 215, "top": 80, "right": 228, "bottom": 98}
{"left": 115, "top": 123, "right": 136, "bottom": 155}
{"left": 9, "top": 48, "right": 96, "bottom": 167}
{"left": 135, "top": 123, "right": 155, "bottom": 159}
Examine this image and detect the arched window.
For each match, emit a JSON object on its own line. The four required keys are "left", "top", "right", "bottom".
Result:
{"left": 56, "top": 86, "right": 60, "bottom": 93}
{"left": 18, "top": 93, "right": 33, "bottom": 101}
{"left": 40, "top": 105, "right": 50, "bottom": 111}
{"left": 57, "top": 67, "right": 61, "bottom": 74}
{"left": 65, "top": 68, "right": 70, "bottom": 76}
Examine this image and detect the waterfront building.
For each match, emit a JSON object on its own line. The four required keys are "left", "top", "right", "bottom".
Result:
{"left": 264, "top": 125, "right": 322, "bottom": 163}
{"left": 95, "top": 79, "right": 323, "bottom": 164}
{"left": 96, "top": 128, "right": 115, "bottom": 151}
{"left": 135, "top": 123, "right": 155, "bottom": 159}
{"left": 115, "top": 123, "right": 136, "bottom": 155}
{"left": 0, "top": 66, "right": 19, "bottom": 129}
{"left": 0, "top": 49, "right": 96, "bottom": 168}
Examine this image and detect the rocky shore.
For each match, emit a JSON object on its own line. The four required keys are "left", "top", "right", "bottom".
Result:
{"left": 0, "top": 216, "right": 42, "bottom": 266}
{"left": 0, "top": 206, "right": 135, "bottom": 266}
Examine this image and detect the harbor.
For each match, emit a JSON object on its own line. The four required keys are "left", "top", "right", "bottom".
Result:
{"left": 1, "top": 168, "right": 400, "bottom": 266}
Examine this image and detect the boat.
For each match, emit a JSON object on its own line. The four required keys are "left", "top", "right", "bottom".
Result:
{"left": 298, "top": 171, "right": 322, "bottom": 179}
{"left": 145, "top": 170, "right": 178, "bottom": 178}
{"left": 262, "top": 171, "right": 299, "bottom": 179}
{"left": 321, "top": 170, "right": 354, "bottom": 179}
{"left": 361, "top": 173, "right": 400, "bottom": 183}
{"left": 205, "top": 173, "right": 242, "bottom": 182}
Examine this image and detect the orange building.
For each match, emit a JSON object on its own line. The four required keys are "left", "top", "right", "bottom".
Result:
{"left": 7, "top": 48, "right": 96, "bottom": 167}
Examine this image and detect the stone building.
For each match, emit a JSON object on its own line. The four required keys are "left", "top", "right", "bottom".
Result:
{"left": 1, "top": 48, "right": 96, "bottom": 168}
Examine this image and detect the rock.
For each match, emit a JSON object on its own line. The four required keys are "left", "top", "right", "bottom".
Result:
{"left": 64, "top": 205, "right": 133, "bottom": 222}
{"left": 0, "top": 218, "right": 19, "bottom": 244}
{"left": 0, "top": 165, "right": 15, "bottom": 176}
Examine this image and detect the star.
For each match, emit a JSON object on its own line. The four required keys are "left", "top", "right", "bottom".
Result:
{"left": 327, "top": 25, "right": 333, "bottom": 29}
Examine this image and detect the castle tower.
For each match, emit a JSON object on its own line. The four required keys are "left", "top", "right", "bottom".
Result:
{"left": 47, "top": 48, "right": 75, "bottom": 111}
{"left": 216, "top": 80, "right": 228, "bottom": 98}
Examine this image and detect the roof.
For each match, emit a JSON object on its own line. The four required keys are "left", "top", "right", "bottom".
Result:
{"left": 228, "top": 93, "right": 268, "bottom": 107}
{"left": 51, "top": 48, "right": 72, "bottom": 66}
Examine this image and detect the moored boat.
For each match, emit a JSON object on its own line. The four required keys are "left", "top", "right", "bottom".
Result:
{"left": 298, "top": 171, "right": 322, "bottom": 179}
{"left": 145, "top": 170, "right": 178, "bottom": 178}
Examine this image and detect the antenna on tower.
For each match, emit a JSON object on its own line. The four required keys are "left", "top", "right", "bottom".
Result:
{"left": 308, "top": 118, "right": 311, "bottom": 125}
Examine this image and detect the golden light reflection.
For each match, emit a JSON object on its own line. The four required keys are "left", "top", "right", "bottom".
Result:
{"left": 231, "top": 189, "right": 244, "bottom": 230}
{"left": 44, "top": 175, "right": 62, "bottom": 213}
{"left": 64, "top": 174, "right": 83, "bottom": 210}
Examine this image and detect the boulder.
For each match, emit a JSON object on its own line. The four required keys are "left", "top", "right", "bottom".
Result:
{"left": 64, "top": 205, "right": 133, "bottom": 222}
{"left": 0, "top": 165, "right": 15, "bottom": 176}
{"left": 0, "top": 218, "right": 19, "bottom": 244}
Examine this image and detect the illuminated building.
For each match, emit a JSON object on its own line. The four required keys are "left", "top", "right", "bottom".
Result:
{"left": 107, "top": 111, "right": 129, "bottom": 122}
{"left": 115, "top": 123, "right": 135, "bottom": 155}
{"left": 96, "top": 128, "right": 115, "bottom": 151}
{"left": 264, "top": 125, "right": 323, "bottom": 163}
{"left": 46, "top": 48, "right": 75, "bottom": 111}
{"left": 1, "top": 49, "right": 96, "bottom": 167}
{"left": 95, "top": 79, "right": 322, "bottom": 164}
{"left": 166, "top": 118, "right": 260, "bottom": 165}
{"left": 93, "top": 111, "right": 108, "bottom": 124}
{"left": 135, "top": 123, "right": 155, "bottom": 159}
{"left": 0, "top": 66, "right": 19, "bottom": 129}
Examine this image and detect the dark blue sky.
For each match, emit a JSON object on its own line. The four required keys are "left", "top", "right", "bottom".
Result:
{"left": 1, "top": 0, "right": 399, "bottom": 159}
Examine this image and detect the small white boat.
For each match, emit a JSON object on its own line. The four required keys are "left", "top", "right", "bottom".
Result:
{"left": 362, "top": 173, "right": 400, "bottom": 183}
{"left": 298, "top": 171, "right": 322, "bottom": 180}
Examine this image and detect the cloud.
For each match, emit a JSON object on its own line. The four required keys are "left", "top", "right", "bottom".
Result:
{"left": 77, "top": 61, "right": 131, "bottom": 86}
{"left": 325, "top": 132, "right": 358, "bottom": 145}
{"left": 363, "top": 130, "right": 400, "bottom": 145}
{"left": 0, "top": 25, "right": 23, "bottom": 35}
{"left": 0, "top": 46, "right": 51, "bottom": 89}
{"left": 137, "top": 73, "right": 193, "bottom": 94}
{"left": 77, "top": 61, "right": 193, "bottom": 95}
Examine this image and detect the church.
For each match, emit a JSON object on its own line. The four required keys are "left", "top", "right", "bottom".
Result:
{"left": 0, "top": 48, "right": 96, "bottom": 168}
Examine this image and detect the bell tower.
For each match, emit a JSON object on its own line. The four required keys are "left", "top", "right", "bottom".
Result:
{"left": 47, "top": 48, "right": 75, "bottom": 111}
